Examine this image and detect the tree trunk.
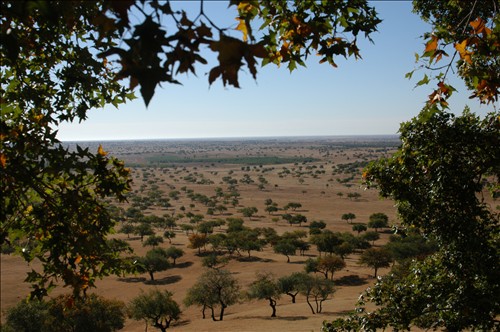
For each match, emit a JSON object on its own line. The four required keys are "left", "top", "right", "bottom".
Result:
{"left": 219, "top": 303, "right": 226, "bottom": 321}
{"left": 211, "top": 307, "right": 216, "bottom": 321}
{"left": 149, "top": 271, "right": 155, "bottom": 281}
{"left": 374, "top": 267, "right": 378, "bottom": 278}
{"left": 306, "top": 296, "right": 315, "bottom": 314}
{"left": 286, "top": 292, "right": 297, "bottom": 303}
{"left": 286, "top": 255, "right": 290, "bottom": 263}
{"left": 154, "top": 321, "right": 167, "bottom": 332}
{"left": 268, "top": 298, "right": 277, "bottom": 317}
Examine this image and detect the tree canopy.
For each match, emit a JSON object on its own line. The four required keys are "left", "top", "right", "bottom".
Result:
{"left": 128, "top": 289, "right": 181, "bottom": 332}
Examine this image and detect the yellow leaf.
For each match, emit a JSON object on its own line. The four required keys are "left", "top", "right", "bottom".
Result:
{"left": 235, "top": 18, "right": 248, "bottom": 42}
{"left": 455, "top": 39, "right": 467, "bottom": 53}
{"left": 75, "top": 256, "right": 82, "bottom": 264}
{"left": 237, "top": 2, "right": 253, "bottom": 14}
{"left": 33, "top": 114, "right": 43, "bottom": 123}
{"left": 97, "top": 145, "right": 107, "bottom": 156}
{"left": 455, "top": 40, "right": 472, "bottom": 64}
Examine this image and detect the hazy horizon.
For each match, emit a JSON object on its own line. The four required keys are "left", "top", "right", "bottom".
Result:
{"left": 61, "top": 133, "right": 400, "bottom": 143}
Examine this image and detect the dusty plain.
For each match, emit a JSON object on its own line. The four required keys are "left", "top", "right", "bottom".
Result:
{"left": 2, "top": 136, "right": 404, "bottom": 331}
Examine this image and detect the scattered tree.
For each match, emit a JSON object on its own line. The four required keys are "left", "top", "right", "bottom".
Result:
{"left": 368, "top": 212, "right": 389, "bottom": 232}
{"left": 309, "top": 220, "right": 327, "bottom": 232}
{"left": 341, "top": 213, "right": 356, "bottom": 224}
{"left": 247, "top": 273, "right": 281, "bottom": 317}
{"left": 201, "top": 254, "right": 229, "bottom": 270}
{"left": 188, "top": 234, "right": 208, "bottom": 255}
{"left": 361, "top": 231, "right": 380, "bottom": 245}
{"left": 135, "top": 223, "right": 155, "bottom": 242}
{"left": 273, "top": 240, "right": 297, "bottom": 263}
{"left": 137, "top": 248, "right": 171, "bottom": 281}
{"left": 265, "top": 205, "right": 279, "bottom": 215}
{"left": 347, "top": 192, "right": 361, "bottom": 201}
{"left": 129, "top": 289, "right": 181, "bottom": 332}
{"left": 278, "top": 272, "right": 308, "bottom": 304}
{"left": 305, "top": 255, "right": 346, "bottom": 280}
{"left": 184, "top": 269, "right": 240, "bottom": 321}
{"left": 119, "top": 223, "right": 136, "bottom": 239}
{"left": 165, "top": 246, "right": 184, "bottom": 266}
{"left": 143, "top": 235, "right": 164, "bottom": 248}
{"left": 284, "top": 202, "right": 302, "bottom": 211}
{"left": 358, "top": 248, "right": 393, "bottom": 278}
{"left": 239, "top": 206, "right": 258, "bottom": 220}
{"left": 352, "top": 223, "right": 367, "bottom": 234}
{"left": 299, "top": 274, "right": 335, "bottom": 314}
{"left": 163, "top": 230, "right": 176, "bottom": 244}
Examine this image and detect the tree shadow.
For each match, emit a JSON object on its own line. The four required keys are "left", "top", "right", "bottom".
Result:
{"left": 289, "top": 259, "right": 307, "bottom": 264}
{"left": 336, "top": 274, "right": 367, "bottom": 286}
{"left": 172, "top": 319, "right": 191, "bottom": 327}
{"left": 124, "top": 236, "right": 141, "bottom": 241}
{"left": 144, "top": 275, "right": 182, "bottom": 285}
{"left": 117, "top": 276, "right": 147, "bottom": 283}
{"left": 173, "top": 261, "right": 193, "bottom": 269}
{"left": 236, "top": 256, "right": 275, "bottom": 263}
{"left": 243, "top": 315, "right": 308, "bottom": 321}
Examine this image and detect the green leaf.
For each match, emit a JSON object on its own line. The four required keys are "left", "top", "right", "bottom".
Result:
{"left": 415, "top": 74, "right": 430, "bottom": 87}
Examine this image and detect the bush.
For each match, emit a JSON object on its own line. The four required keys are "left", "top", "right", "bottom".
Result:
{"left": 49, "top": 294, "right": 126, "bottom": 332}
{"left": 4, "top": 300, "right": 50, "bottom": 332}
{"left": 4, "top": 295, "right": 125, "bottom": 332}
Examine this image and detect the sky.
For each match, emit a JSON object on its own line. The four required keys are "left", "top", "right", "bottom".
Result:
{"left": 57, "top": 1, "right": 492, "bottom": 141}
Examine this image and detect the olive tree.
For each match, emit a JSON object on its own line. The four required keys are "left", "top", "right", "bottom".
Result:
{"left": 136, "top": 248, "right": 171, "bottom": 281}
{"left": 247, "top": 273, "right": 281, "bottom": 317}
{"left": 358, "top": 248, "right": 393, "bottom": 278}
{"left": 184, "top": 269, "right": 240, "bottom": 321}
{"left": 129, "top": 289, "right": 181, "bottom": 332}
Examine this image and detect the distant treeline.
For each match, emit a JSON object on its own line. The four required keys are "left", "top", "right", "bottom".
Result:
{"left": 146, "top": 155, "right": 319, "bottom": 165}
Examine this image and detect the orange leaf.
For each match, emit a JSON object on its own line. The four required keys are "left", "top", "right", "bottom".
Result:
{"left": 97, "top": 145, "right": 108, "bottom": 156}
{"left": 425, "top": 36, "right": 438, "bottom": 53}
{"left": 0, "top": 153, "right": 6, "bottom": 168}
{"left": 292, "top": 15, "right": 301, "bottom": 26}
{"left": 470, "top": 18, "right": 486, "bottom": 33}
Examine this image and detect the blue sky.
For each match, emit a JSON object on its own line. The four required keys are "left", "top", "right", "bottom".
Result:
{"left": 57, "top": 1, "right": 492, "bottom": 141}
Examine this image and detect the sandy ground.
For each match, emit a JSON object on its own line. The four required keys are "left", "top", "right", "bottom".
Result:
{"left": 2, "top": 139, "right": 400, "bottom": 331}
